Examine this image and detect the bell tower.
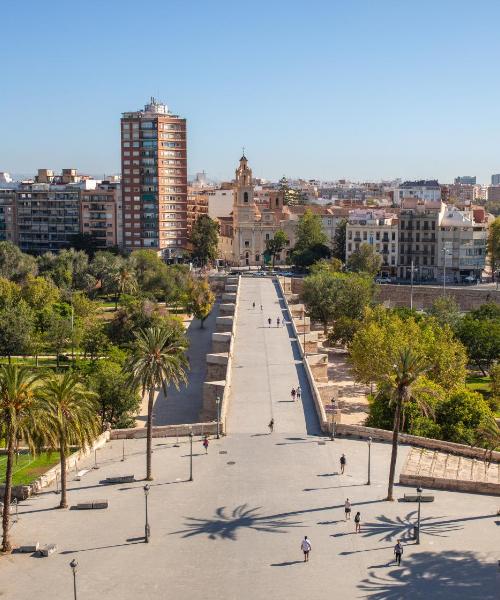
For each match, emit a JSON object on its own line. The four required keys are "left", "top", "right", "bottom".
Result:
{"left": 233, "top": 153, "right": 255, "bottom": 224}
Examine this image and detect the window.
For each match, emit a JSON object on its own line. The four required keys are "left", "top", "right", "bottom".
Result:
{"left": 255, "top": 254, "right": 260, "bottom": 262}
{"left": 244, "top": 192, "right": 249, "bottom": 203}
{"left": 363, "top": 231, "right": 367, "bottom": 240}
{"left": 392, "top": 232, "right": 396, "bottom": 241}
{"left": 348, "top": 231, "right": 352, "bottom": 240}
{"left": 376, "top": 232, "right": 380, "bottom": 240}
{"left": 244, "top": 241, "right": 249, "bottom": 247}
{"left": 265, "top": 233, "right": 270, "bottom": 240}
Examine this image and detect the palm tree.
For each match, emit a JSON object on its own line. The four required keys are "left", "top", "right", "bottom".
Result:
{"left": 125, "top": 326, "right": 188, "bottom": 480}
{"left": 385, "top": 348, "right": 429, "bottom": 501}
{"left": 113, "top": 265, "right": 137, "bottom": 310}
{"left": 474, "top": 417, "right": 500, "bottom": 465}
{"left": 0, "top": 366, "right": 46, "bottom": 553}
{"left": 40, "top": 371, "right": 100, "bottom": 508}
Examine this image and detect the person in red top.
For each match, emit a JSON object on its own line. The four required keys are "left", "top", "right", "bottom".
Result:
{"left": 203, "top": 435, "right": 209, "bottom": 454}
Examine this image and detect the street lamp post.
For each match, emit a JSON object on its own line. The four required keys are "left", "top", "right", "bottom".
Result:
{"left": 367, "top": 437, "right": 372, "bottom": 485}
{"left": 416, "top": 486, "right": 423, "bottom": 544}
{"left": 216, "top": 396, "right": 221, "bottom": 440}
{"left": 93, "top": 449, "right": 99, "bottom": 470}
{"left": 442, "top": 248, "right": 451, "bottom": 296}
{"left": 302, "top": 308, "right": 306, "bottom": 358}
{"left": 330, "top": 398, "right": 336, "bottom": 441}
{"left": 189, "top": 431, "right": 193, "bottom": 482}
{"left": 143, "top": 484, "right": 150, "bottom": 543}
{"left": 121, "top": 438, "right": 126, "bottom": 462}
{"left": 69, "top": 559, "right": 78, "bottom": 600}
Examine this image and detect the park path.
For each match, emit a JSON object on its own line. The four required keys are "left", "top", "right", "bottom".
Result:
{"left": 227, "top": 277, "right": 320, "bottom": 435}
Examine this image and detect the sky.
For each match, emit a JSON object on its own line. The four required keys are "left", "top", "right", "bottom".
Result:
{"left": 1, "top": 0, "right": 500, "bottom": 184}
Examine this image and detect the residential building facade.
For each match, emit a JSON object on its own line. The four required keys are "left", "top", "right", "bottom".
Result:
{"left": 80, "top": 181, "right": 122, "bottom": 249}
{"left": 121, "top": 98, "right": 187, "bottom": 257}
{"left": 394, "top": 180, "right": 441, "bottom": 205}
{"left": 346, "top": 209, "right": 399, "bottom": 276}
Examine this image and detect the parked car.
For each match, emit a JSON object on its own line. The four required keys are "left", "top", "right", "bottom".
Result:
{"left": 376, "top": 276, "right": 392, "bottom": 284}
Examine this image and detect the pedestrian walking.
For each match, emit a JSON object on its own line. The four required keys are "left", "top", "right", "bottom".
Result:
{"left": 344, "top": 498, "right": 351, "bottom": 520}
{"left": 276, "top": 316, "right": 280, "bottom": 327}
{"left": 340, "top": 453, "right": 346, "bottom": 474}
{"left": 354, "top": 511, "right": 361, "bottom": 533}
{"left": 252, "top": 301, "right": 255, "bottom": 309}
{"left": 202, "top": 435, "right": 209, "bottom": 454}
{"left": 296, "top": 385, "right": 301, "bottom": 400}
{"left": 282, "top": 317, "right": 285, "bottom": 327}
{"left": 291, "top": 387, "right": 296, "bottom": 401}
{"left": 394, "top": 540, "right": 403, "bottom": 565}
{"left": 268, "top": 317, "right": 272, "bottom": 327}
{"left": 260, "top": 304, "right": 263, "bottom": 311}
{"left": 301, "top": 536, "right": 312, "bottom": 562}
{"left": 268, "top": 418, "right": 274, "bottom": 433}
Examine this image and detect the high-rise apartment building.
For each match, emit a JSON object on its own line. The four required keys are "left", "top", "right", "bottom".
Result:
{"left": 491, "top": 174, "right": 500, "bottom": 185}
{"left": 120, "top": 98, "right": 187, "bottom": 257}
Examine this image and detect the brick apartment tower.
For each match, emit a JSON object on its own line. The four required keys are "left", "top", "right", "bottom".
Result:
{"left": 120, "top": 98, "right": 187, "bottom": 257}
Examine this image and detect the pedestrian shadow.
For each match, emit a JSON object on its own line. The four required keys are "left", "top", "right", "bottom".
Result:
{"left": 317, "top": 472, "right": 339, "bottom": 477}
{"left": 270, "top": 560, "right": 303, "bottom": 567}
{"left": 359, "top": 550, "right": 497, "bottom": 599}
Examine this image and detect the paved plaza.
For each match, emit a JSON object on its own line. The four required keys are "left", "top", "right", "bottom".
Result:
{"left": 1, "top": 279, "right": 499, "bottom": 599}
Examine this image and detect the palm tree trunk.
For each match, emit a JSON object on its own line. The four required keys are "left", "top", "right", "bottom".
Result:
{"left": 2, "top": 435, "right": 15, "bottom": 553}
{"left": 386, "top": 398, "right": 402, "bottom": 501}
{"left": 146, "top": 388, "right": 155, "bottom": 481}
{"left": 59, "top": 445, "right": 68, "bottom": 508}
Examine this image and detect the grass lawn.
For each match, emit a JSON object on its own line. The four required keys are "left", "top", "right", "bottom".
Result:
{"left": 0, "top": 452, "right": 60, "bottom": 486}
{"left": 466, "top": 374, "right": 492, "bottom": 394}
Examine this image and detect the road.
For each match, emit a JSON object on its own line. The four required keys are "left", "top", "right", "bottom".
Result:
{"left": 1, "top": 278, "right": 498, "bottom": 599}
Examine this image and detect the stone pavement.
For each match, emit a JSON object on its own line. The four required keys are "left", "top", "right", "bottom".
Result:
{"left": 1, "top": 278, "right": 499, "bottom": 599}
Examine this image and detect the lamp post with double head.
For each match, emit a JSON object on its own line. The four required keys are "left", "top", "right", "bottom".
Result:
{"left": 442, "top": 247, "right": 451, "bottom": 296}
{"left": 416, "top": 486, "right": 423, "bottom": 544}
{"left": 330, "top": 398, "right": 336, "bottom": 441}
{"left": 69, "top": 559, "right": 78, "bottom": 600}
{"left": 143, "top": 484, "right": 150, "bottom": 543}
{"left": 216, "top": 396, "right": 221, "bottom": 439}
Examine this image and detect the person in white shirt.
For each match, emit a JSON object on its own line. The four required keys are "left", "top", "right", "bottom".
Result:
{"left": 344, "top": 498, "right": 351, "bottom": 520}
{"left": 301, "top": 536, "right": 312, "bottom": 562}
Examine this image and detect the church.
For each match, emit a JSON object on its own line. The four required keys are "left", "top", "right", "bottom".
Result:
{"left": 229, "top": 154, "right": 298, "bottom": 266}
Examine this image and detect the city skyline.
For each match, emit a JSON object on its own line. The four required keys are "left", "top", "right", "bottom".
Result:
{"left": 2, "top": 1, "right": 500, "bottom": 182}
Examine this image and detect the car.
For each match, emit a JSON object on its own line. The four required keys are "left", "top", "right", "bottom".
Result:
{"left": 376, "top": 276, "right": 392, "bottom": 284}
{"left": 464, "top": 275, "right": 477, "bottom": 284}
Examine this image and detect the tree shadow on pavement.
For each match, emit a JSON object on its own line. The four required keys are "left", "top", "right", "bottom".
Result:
{"left": 359, "top": 550, "right": 497, "bottom": 600}
{"left": 361, "top": 512, "right": 493, "bottom": 543}
{"left": 171, "top": 504, "right": 304, "bottom": 541}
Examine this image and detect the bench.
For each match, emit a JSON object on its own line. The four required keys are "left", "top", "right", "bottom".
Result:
{"left": 402, "top": 494, "right": 435, "bottom": 502}
{"left": 103, "top": 475, "right": 135, "bottom": 484}
{"left": 18, "top": 543, "right": 39, "bottom": 553}
{"left": 75, "top": 499, "right": 109, "bottom": 510}
{"left": 39, "top": 544, "right": 57, "bottom": 557}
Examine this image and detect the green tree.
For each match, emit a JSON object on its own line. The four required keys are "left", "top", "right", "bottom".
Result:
{"left": 129, "top": 250, "right": 166, "bottom": 293}
{"left": 436, "top": 388, "right": 493, "bottom": 446}
{"left": 0, "top": 277, "right": 21, "bottom": 309}
{"left": 265, "top": 229, "right": 288, "bottom": 268}
{"left": 427, "top": 296, "right": 461, "bottom": 331}
{"left": 0, "top": 300, "right": 35, "bottom": 361}
{"left": 82, "top": 322, "right": 110, "bottom": 361}
{"left": 332, "top": 219, "right": 347, "bottom": 262}
{"left": 488, "top": 216, "right": 500, "bottom": 276}
{"left": 186, "top": 278, "right": 215, "bottom": 328}
{"left": 384, "top": 348, "right": 430, "bottom": 501}
{"left": 294, "top": 209, "right": 328, "bottom": 252}
{"left": 0, "top": 366, "right": 46, "bottom": 552}
{"left": 346, "top": 242, "right": 382, "bottom": 276}
{"left": 90, "top": 251, "right": 124, "bottom": 296}
{"left": 456, "top": 314, "right": 500, "bottom": 375}
{"left": 45, "top": 314, "right": 72, "bottom": 367}
{"left": 301, "top": 271, "right": 374, "bottom": 334}
{"left": 112, "top": 264, "right": 138, "bottom": 309}
{"left": 350, "top": 308, "right": 467, "bottom": 391}
{"left": 90, "top": 357, "right": 141, "bottom": 429}
{"left": 40, "top": 371, "right": 100, "bottom": 508}
{"left": 190, "top": 214, "right": 220, "bottom": 266}
{"left": 21, "top": 275, "right": 61, "bottom": 312}
{"left": 309, "top": 257, "right": 343, "bottom": 275}
{"left": 125, "top": 326, "right": 188, "bottom": 480}
{"left": 37, "top": 249, "right": 89, "bottom": 291}
{"left": 0, "top": 242, "right": 37, "bottom": 282}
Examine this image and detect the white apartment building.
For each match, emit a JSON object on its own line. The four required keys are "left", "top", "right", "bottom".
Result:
{"left": 346, "top": 209, "right": 398, "bottom": 276}
{"left": 437, "top": 205, "right": 488, "bottom": 283}
{"left": 208, "top": 188, "right": 233, "bottom": 219}
{"left": 393, "top": 180, "right": 441, "bottom": 205}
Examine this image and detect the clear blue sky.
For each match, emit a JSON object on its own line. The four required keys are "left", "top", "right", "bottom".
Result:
{"left": 1, "top": 0, "right": 499, "bottom": 183}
